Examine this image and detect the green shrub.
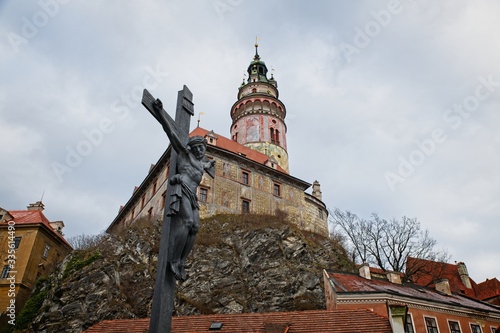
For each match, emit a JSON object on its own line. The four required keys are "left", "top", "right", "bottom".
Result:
{"left": 63, "top": 251, "right": 101, "bottom": 278}
{"left": 14, "top": 278, "right": 50, "bottom": 331}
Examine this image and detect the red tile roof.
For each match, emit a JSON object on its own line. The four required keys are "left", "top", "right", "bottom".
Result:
{"left": 83, "top": 309, "right": 392, "bottom": 333}
{"left": 191, "top": 127, "right": 288, "bottom": 174}
{"left": 406, "top": 257, "right": 477, "bottom": 298}
{"left": 3, "top": 209, "right": 72, "bottom": 248}
{"left": 477, "top": 278, "right": 500, "bottom": 301}
{"left": 327, "top": 270, "right": 500, "bottom": 314}
{"left": 8, "top": 210, "right": 51, "bottom": 224}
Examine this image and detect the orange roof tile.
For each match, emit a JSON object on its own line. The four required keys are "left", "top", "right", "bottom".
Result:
{"left": 83, "top": 309, "right": 392, "bottom": 333}
{"left": 476, "top": 278, "right": 500, "bottom": 301}
{"left": 191, "top": 127, "right": 288, "bottom": 174}
{"left": 406, "top": 257, "right": 477, "bottom": 298}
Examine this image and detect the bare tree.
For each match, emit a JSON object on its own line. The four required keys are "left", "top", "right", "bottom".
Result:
{"left": 67, "top": 233, "right": 105, "bottom": 250}
{"left": 330, "top": 208, "right": 449, "bottom": 278}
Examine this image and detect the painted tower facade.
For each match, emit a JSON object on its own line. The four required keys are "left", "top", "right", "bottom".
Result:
{"left": 230, "top": 44, "right": 289, "bottom": 173}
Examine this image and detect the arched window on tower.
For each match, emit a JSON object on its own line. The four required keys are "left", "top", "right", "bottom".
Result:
{"left": 269, "top": 128, "right": 275, "bottom": 144}
{"left": 275, "top": 129, "right": 280, "bottom": 145}
{"left": 232, "top": 132, "right": 238, "bottom": 142}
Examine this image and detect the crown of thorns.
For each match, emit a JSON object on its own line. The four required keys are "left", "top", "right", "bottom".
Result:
{"left": 188, "top": 136, "right": 207, "bottom": 147}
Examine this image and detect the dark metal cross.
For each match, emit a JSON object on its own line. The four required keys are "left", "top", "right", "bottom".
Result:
{"left": 142, "top": 86, "right": 194, "bottom": 333}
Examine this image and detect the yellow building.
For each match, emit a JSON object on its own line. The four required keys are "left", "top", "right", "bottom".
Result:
{"left": 0, "top": 201, "right": 72, "bottom": 326}
{"left": 107, "top": 46, "right": 329, "bottom": 237}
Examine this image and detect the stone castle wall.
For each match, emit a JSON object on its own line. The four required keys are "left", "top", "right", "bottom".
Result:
{"left": 110, "top": 146, "right": 328, "bottom": 237}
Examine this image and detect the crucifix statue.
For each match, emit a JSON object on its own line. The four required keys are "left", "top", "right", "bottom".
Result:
{"left": 142, "top": 86, "right": 215, "bottom": 333}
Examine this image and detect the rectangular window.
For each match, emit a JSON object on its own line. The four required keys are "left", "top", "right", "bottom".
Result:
{"left": 273, "top": 183, "right": 281, "bottom": 197}
{"left": 318, "top": 208, "right": 324, "bottom": 219}
{"left": 242, "top": 171, "right": 249, "bottom": 185}
{"left": 152, "top": 180, "right": 157, "bottom": 194}
{"left": 424, "top": 317, "right": 439, "bottom": 333}
{"left": 14, "top": 236, "right": 22, "bottom": 249}
{"left": 491, "top": 327, "right": 497, "bottom": 333}
{"left": 141, "top": 194, "right": 146, "bottom": 209}
{"left": 148, "top": 207, "right": 153, "bottom": 220}
{"left": 471, "top": 324, "right": 482, "bottom": 333}
{"left": 404, "top": 314, "right": 414, "bottom": 333}
{"left": 199, "top": 188, "right": 208, "bottom": 202}
{"left": 449, "top": 321, "right": 461, "bottom": 333}
{"left": 161, "top": 191, "right": 167, "bottom": 209}
{"left": 1, "top": 265, "right": 11, "bottom": 279}
{"left": 242, "top": 200, "right": 250, "bottom": 214}
{"left": 43, "top": 244, "right": 51, "bottom": 258}
{"left": 269, "top": 128, "right": 273, "bottom": 143}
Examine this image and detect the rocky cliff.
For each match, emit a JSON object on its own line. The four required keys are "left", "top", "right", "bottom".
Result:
{"left": 25, "top": 213, "right": 353, "bottom": 332}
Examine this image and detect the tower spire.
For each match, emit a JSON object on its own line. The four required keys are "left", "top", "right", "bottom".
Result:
{"left": 254, "top": 37, "right": 260, "bottom": 61}
{"left": 230, "top": 44, "right": 289, "bottom": 173}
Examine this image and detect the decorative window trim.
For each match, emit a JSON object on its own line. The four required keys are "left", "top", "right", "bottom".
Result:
{"left": 404, "top": 313, "right": 415, "bottom": 333}
{"left": 241, "top": 170, "right": 250, "bottom": 186}
{"left": 272, "top": 181, "right": 282, "bottom": 197}
{"left": 199, "top": 187, "right": 209, "bottom": 203}
{"left": 241, "top": 199, "right": 251, "bottom": 214}
{"left": 161, "top": 191, "right": 167, "bottom": 209}
{"left": 141, "top": 194, "right": 146, "bottom": 209}
{"left": 423, "top": 316, "right": 440, "bottom": 333}
{"left": 152, "top": 180, "right": 157, "bottom": 195}
{"left": 470, "top": 323, "right": 482, "bottom": 333}
{"left": 448, "top": 320, "right": 462, "bottom": 333}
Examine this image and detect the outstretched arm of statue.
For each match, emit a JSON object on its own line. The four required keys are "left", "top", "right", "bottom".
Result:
{"left": 203, "top": 159, "right": 216, "bottom": 179}
{"left": 153, "top": 98, "right": 188, "bottom": 155}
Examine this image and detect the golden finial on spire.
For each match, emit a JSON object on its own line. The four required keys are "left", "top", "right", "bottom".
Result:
{"left": 197, "top": 112, "right": 205, "bottom": 127}
{"left": 254, "top": 36, "right": 260, "bottom": 60}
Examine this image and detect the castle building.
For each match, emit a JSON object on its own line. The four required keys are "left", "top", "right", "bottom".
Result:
{"left": 0, "top": 202, "right": 72, "bottom": 325}
{"left": 107, "top": 45, "right": 329, "bottom": 236}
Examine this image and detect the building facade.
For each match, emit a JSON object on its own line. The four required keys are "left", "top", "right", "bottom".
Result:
{"left": 323, "top": 265, "right": 500, "bottom": 333}
{"left": 0, "top": 202, "right": 72, "bottom": 326}
{"left": 107, "top": 46, "right": 329, "bottom": 236}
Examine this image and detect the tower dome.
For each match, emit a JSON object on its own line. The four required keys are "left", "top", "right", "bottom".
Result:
{"left": 230, "top": 43, "right": 289, "bottom": 173}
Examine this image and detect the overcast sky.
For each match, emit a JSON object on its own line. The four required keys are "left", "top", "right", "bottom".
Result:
{"left": 1, "top": 1, "right": 499, "bottom": 282}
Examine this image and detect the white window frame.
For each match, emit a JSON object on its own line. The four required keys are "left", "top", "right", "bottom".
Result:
{"left": 404, "top": 313, "right": 415, "bottom": 333}
{"left": 447, "top": 319, "right": 462, "bottom": 333}
{"left": 424, "top": 316, "right": 440, "bottom": 333}
{"left": 470, "top": 323, "right": 482, "bottom": 333}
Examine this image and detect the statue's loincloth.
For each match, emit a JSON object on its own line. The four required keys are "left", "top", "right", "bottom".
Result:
{"left": 168, "top": 177, "right": 199, "bottom": 216}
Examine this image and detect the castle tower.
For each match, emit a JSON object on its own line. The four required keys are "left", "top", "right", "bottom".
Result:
{"left": 230, "top": 43, "right": 289, "bottom": 173}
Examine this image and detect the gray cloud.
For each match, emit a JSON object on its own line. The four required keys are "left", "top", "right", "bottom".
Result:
{"left": 1, "top": 0, "right": 499, "bottom": 281}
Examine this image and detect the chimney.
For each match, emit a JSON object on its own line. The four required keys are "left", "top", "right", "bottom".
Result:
{"left": 359, "top": 263, "right": 371, "bottom": 280}
{"left": 312, "top": 180, "right": 322, "bottom": 201}
{"left": 457, "top": 262, "right": 472, "bottom": 289}
{"left": 386, "top": 271, "right": 402, "bottom": 284}
{"left": 49, "top": 221, "right": 65, "bottom": 235}
{"left": 27, "top": 201, "right": 45, "bottom": 211}
{"left": 435, "top": 279, "right": 452, "bottom": 295}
